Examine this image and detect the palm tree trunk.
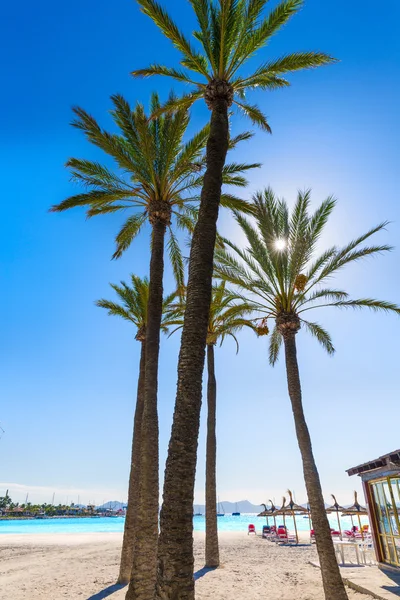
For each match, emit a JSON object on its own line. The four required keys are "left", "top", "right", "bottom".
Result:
{"left": 205, "top": 344, "right": 219, "bottom": 568}
{"left": 127, "top": 220, "right": 166, "bottom": 600}
{"left": 283, "top": 334, "right": 348, "bottom": 600}
{"left": 118, "top": 341, "right": 146, "bottom": 584}
{"left": 155, "top": 99, "right": 230, "bottom": 599}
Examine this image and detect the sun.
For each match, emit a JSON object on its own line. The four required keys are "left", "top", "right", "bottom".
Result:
{"left": 274, "top": 238, "right": 287, "bottom": 251}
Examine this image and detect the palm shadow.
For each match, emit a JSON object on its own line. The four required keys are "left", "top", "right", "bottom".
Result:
{"left": 86, "top": 583, "right": 127, "bottom": 599}
{"left": 194, "top": 566, "right": 217, "bottom": 581}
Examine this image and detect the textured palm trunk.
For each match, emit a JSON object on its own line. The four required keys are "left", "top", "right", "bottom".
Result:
{"left": 118, "top": 341, "right": 146, "bottom": 584}
{"left": 205, "top": 344, "right": 219, "bottom": 568}
{"left": 155, "top": 99, "right": 230, "bottom": 600}
{"left": 283, "top": 334, "right": 348, "bottom": 600}
{"left": 126, "top": 220, "right": 166, "bottom": 600}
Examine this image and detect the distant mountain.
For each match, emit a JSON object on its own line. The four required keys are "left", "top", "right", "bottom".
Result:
{"left": 97, "top": 501, "right": 126, "bottom": 510}
{"left": 193, "top": 500, "right": 264, "bottom": 514}
{"left": 96, "top": 499, "right": 263, "bottom": 513}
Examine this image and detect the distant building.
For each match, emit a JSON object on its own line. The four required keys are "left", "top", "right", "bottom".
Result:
{"left": 347, "top": 449, "right": 400, "bottom": 569}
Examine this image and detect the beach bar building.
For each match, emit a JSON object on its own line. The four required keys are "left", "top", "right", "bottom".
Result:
{"left": 347, "top": 449, "right": 400, "bottom": 569}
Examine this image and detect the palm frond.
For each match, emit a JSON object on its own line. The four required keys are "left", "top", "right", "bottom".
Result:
{"left": 233, "top": 100, "right": 272, "bottom": 132}
{"left": 228, "top": 0, "right": 304, "bottom": 77}
{"left": 268, "top": 325, "right": 282, "bottom": 366}
{"left": 113, "top": 213, "right": 147, "bottom": 259}
{"left": 228, "top": 131, "right": 254, "bottom": 148}
{"left": 312, "top": 299, "right": 400, "bottom": 315}
{"left": 167, "top": 226, "right": 185, "bottom": 291}
{"left": 219, "top": 194, "right": 255, "bottom": 215}
{"left": 254, "top": 52, "right": 337, "bottom": 77}
{"left": 132, "top": 64, "right": 201, "bottom": 86}
{"left": 95, "top": 299, "right": 136, "bottom": 324}
{"left": 150, "top": 90, "right": 204, "bottom": 118}
{"left": 136, "top": 0, "right": 210, "bottom": 77}
{"left": 301, "top": 320, "right": 335, "bottom": 354}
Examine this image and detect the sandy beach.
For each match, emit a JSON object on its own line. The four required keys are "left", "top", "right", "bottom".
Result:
{"left": 0, "top": 531, "right": 374, "bottom": 600}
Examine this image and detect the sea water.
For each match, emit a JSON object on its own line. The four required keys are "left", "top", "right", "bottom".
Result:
{"left": 0, "top": 514, "right": 367, "bottom": 535}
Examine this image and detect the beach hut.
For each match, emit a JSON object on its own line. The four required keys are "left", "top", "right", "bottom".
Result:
{"left": 326, "top": 494, "right": 345, "bottom": 538}
{"left": 347, "top": 449, "right": 400, "bottom": 569}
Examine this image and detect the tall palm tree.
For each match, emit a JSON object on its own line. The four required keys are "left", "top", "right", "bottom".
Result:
{"left": 215, "top": 188, "right": 400, "bottom": 600}
{"left": 96, "top": 275, "right": 176, "bottom": 584}
{"left": 132, "top": 3, "right": 335, "bottom": 594}
{"left": 166, "top": 281, "right": 256, "bottom": 568}
{"left": 51, "top": 92, "right": 255, "bottom": 600}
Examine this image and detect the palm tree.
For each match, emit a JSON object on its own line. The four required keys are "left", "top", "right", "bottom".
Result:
{"left": 51, "top": 92, "right": 255, "bottom": 600}
{"left": 132, "top": 3, "right": 335, "bottom": 594}
{"left": 166, "top": 281, "right": 256, "bottom": 568}
{"left": 215, "top": 188, "right": 400, "bottom": 600}
{"left": 96, "top": 275, "right": 176, "bottom": 584}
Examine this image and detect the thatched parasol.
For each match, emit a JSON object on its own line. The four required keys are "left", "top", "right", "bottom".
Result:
{"left": 341, "top": 491, "right": 368, "bottom": 539}
{"left": 326, "top": 494, "right": 345, "bottom": 538}
{"left": 273, "top": 496, "right": 288, "bottom": 529}
{"left": 286, "top": 490, "right": 309, "bottom": 543}
{"left": 257, "top": 500, "right": 277, "bottom": 527}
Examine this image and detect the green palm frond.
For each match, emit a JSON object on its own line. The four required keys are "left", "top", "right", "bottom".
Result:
{"left": 133, "top": 64, "right": 202, "bottom": 85}
{"left": 295, "top": 288, "right": 348, "bottom": 309}
{"left": 219, "top": 194, "right": 255, "bottom": 215}
{"left": 113, "top": 213, "right": 147, "bottom": 259}
{"left": 228, "top": 130, "right": 254, "bottom": 148}
{"left": 253, "top": 52, "right": 337, "bottom": 78}
{"left": 310, "top": 299, "right": 400, "bottom": 315}
{"left": 301, "top": 320, "right": 335, "bottom": 355}
{"left": 136, "top": 0, "right": 210, "bottom": 78}
{"left": 167, "top": 226, "right": 185, "bottom": 291}
{"left": 228, "top": 0, "right": 305, "bottom": 77}
{"left": 95, "top": 299, "right": 136, "bottom": 324}
{"left": 233, "top": 100, "right": 272, "bottom": 132}
{"left": 268, "top": 325, "right": 282, "bottom": 366}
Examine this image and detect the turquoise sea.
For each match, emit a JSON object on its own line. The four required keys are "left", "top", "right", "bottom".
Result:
{"left": 0, "top": 514, "right": 368, "bottom": 535}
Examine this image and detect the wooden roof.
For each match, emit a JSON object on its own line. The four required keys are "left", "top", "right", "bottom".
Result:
{"left": 347, "top": 449, "right": 400, "bottom": 477}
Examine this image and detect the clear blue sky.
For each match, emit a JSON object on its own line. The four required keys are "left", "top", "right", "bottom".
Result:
{"left": 1, "top": 0, "right": 399, "bottom": 507}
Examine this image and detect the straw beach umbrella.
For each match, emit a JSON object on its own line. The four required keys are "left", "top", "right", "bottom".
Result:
{"left": 257, "top": 500, "right": 277, "bottom": 528}
{"left": 341, "top": 491, "right": 368, "bottom": 539}
{"left": 273, "top": 497, "right": 288, "bottom": 529}
{"left": 287, "top": 490, "right": 309, "bottom": 543}
{"left": 326, "top": 494, "right": 345, "bottom": 538}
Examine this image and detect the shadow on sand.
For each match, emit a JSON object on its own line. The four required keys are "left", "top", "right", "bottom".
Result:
{"left": 194, "top": 566, "right": 217, "bottom": 581}
{"left": 86, "top": 583, "right": 127, "bottom": 599}
{"left": 381, "top": 567, "right": 400, "bottom": 596}
{"left": 86, "top": 570, "right": 217, "bottom": 598}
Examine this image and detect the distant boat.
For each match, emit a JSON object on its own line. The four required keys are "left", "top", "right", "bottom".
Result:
{"left": 232, "top": 503, "right": 240, "bottom": 516}
{"left": 217, "top": 497, "right": 225, "bottom": 517}
{"left": 193, "top": 505, "right": 202, "bottom": 516}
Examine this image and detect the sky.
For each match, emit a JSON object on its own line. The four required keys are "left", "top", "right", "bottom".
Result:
{"left": 1, "top": 0, "right": 399, "bottom": 507}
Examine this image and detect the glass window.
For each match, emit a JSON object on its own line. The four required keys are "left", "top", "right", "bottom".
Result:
{"left": 370, "top": 477, "right": 400, "bottom": 567}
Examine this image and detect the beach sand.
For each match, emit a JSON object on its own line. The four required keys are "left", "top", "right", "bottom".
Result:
{"left": 0, "top": 531, "right": 373, "bottom": 599}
